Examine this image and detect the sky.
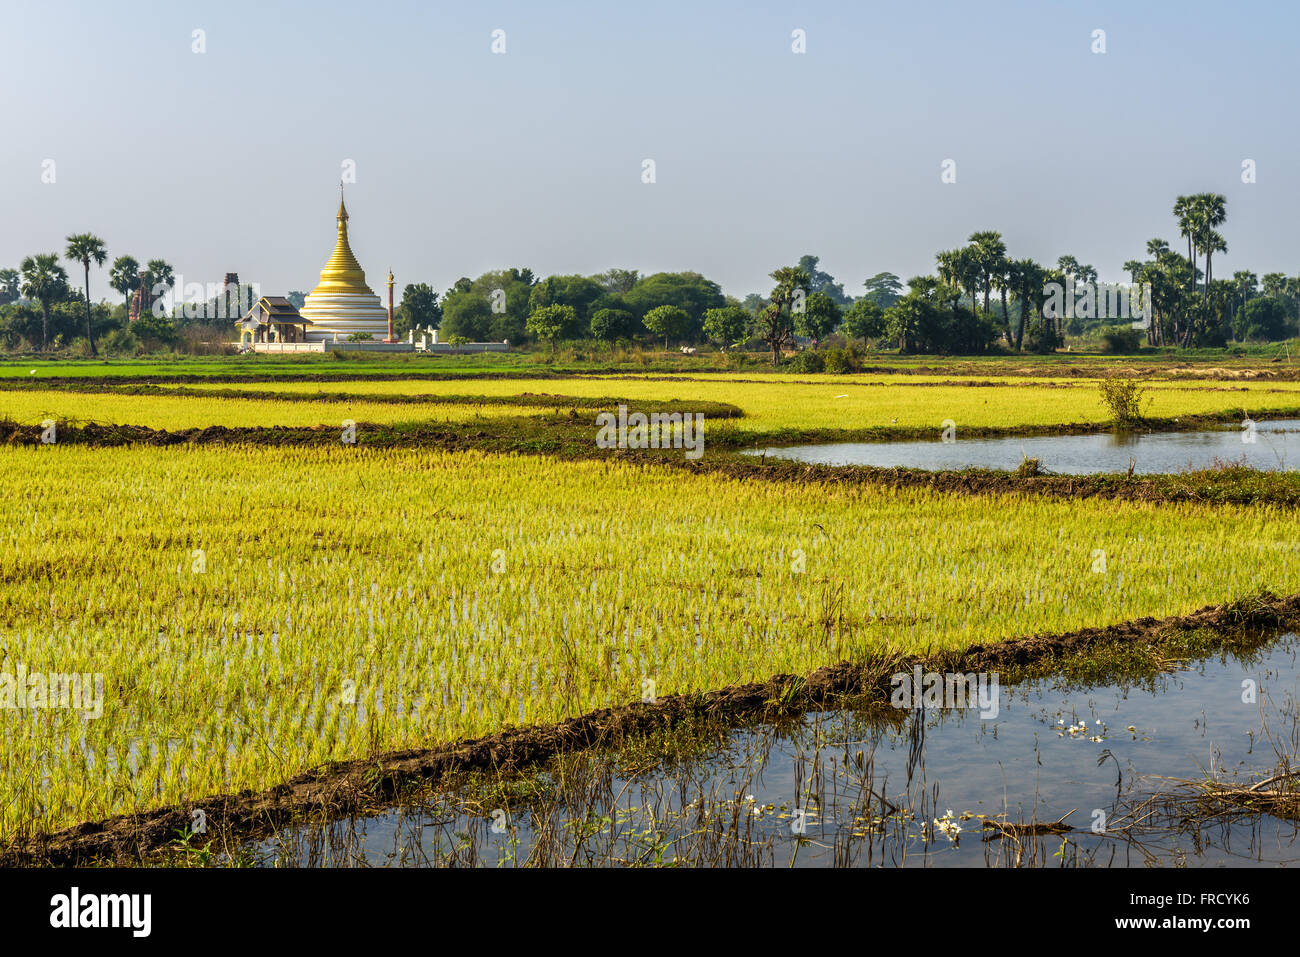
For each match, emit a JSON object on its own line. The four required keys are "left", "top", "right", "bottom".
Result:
{"left": 3, "top": 0, "right": 1298, "bottom": 306}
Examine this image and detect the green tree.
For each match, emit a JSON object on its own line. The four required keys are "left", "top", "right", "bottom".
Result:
{"left": 841, "top": 298, "right": 884, "bottom": 342}
{"left": 526, "top": 304, "right": 578, "bottom": 352}
{"left": 883, "top": 293, "right": 927, "bottom": 353}
{"left": 794, "top": 291, "right": 841, "bottom": 342}
{"left": 1236, "top": 296, "right": 1290, "bottom": 342}
{"left": 593, "top": 268, "right": 639, "bottom": 295}
{"left": 702, "top": 305, "right": 750, "bottom": 350}
{"left": 862, "top": 272, "right": 903, "bottom": 308}
{"left": 528, "top": 274, "right": 605, "bottom": 327}
{"left": 395, "top": 282, "right": 441, "bottom": 336}
{"left": 755, "top": 267, "right": 810, "bottom": 365}
{"left": 589, "top": 307, "right": 638, "bottom": 348}
{"left": 642, "top": 304, "right": 691, "bottom": 351}
{"left": 796, "top": 254, "right": 849, "bottom": 304}
{"left": 440, "top": 293, "right": 492, "bottom": 341}
{"left": 20, "top": 253, "right": 70, "bottom": 349}
{"left": 441, "top": 268, "right": 535, "bottom": 342}
{"left": 623, "top": 272, "right": 724, "bottom": 337}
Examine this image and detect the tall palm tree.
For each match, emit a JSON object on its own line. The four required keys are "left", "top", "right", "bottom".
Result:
{"left": 1231, "top": 270, "right": 1257, "bottom": 327}
{"left": 109, "top": 255, "right": 140, "bottom": 318}
{"left": 1201, "top": 230, "right": 1226, "bottom": 302}
{"left": 1010, "top": 258, "right": 1044, "bottom": 351}
{"left": 140, "top": 259, "right": 175, "bottom": 318}
{"left": 968, "top": 231, "right": 1007, "bottom": 315}
{"left": 992, "top": 255, "right": 1014, "bottom": 346}
{"left": 1173, "top": 195, "right": 1195, "bottom": 295}
{"left": 65, "top": 233, "right": 108, "bottom": 355}
{"left": 935, "top": 249, "right": 961, "bottom": 313}
{"left": 0, "top": 268, "right": 19, "bottom": 305}
{"left": 1262, "top": 272, "right": 1288, "bottom": 300}
{"left": 1191, "top": 194, "right": 1227, "bottom": 302}
{"left": 19, "top": 254, "right": 70, "bottom": 350}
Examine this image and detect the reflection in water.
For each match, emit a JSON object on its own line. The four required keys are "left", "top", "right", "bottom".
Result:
{"left": 241, "top": 636, "right": 1300, "bottom": 867}
{"left": 747, "top": 420, "right": 1300, "bottom": 474}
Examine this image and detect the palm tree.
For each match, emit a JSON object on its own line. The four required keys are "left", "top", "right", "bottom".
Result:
{"left": 1201, "top": 230, "right": 1226, "bottom": 302}
{"left": 65, "top": 234, "right": 108, "bottom": 355}
{"left": 992, "top": 255, "right": 1014, "bottom": 346}
{"left": 19, "top": 254, "right": 70, "bottom": 350}
{"left": 1054, "top": 256, "right": 1082, "bottom": 338}
{"left": 968, "top": 231, "right": 1007, "bottom": 316}
{"left": 140, "top": 259, "right": 175, "bottom": 319}
{"left": 109, "top": 255, "right": 140, "bottom": 317}
{"left": 1231, "top": 270, "right": 1257, "bottom": 329}
{"left": 1262, "top": 272, "right": 1289, "bottom": 300}
{"left": 0, "top": 268, "right": 19, "bottom": 305}
{"left": 1173, "top": 195, "right": 1195, "bottom": 295}
{"left": 1009, "top": 258, "right": 1044, "bottom": 351}
{"left": 1191, "top": 194, "right": 1227, "bottom": 301}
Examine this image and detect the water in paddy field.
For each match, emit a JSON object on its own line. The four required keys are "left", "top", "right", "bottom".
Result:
{"left": 245, "top": 635, "right": 1300, "bottom": 867}
{"left": 747, "top": 419, "right": 1300, "bottom": 474}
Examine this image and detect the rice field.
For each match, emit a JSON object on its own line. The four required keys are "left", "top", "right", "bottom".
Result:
{"left": 2, "top": 441, "right": 1298, "bottom": 840}
{"left": 0, "top": 390, "right": 549, "bottom": 430}
{"left": 4, "top": 373, "right": 1297, "bottom": 434}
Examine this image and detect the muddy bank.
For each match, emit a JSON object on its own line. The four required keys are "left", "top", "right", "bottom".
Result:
{"left": 5, "top": 590, "right": 1297, "bottom": 867}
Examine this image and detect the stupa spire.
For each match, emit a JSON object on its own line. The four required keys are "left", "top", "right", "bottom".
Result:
{"left": 297, "top": 186, "right": 389, "bottom": 341}
{"left": 312, "top": 185, "right": 370, "bottom": 295}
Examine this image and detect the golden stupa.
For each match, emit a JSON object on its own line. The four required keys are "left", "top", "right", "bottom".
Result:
{"left": 299, "top": 187, "right": 389, "bottom": 340}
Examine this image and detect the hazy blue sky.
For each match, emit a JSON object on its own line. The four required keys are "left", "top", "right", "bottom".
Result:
{"left": 4, "top": 0, "right": 1297, "bottom": 305}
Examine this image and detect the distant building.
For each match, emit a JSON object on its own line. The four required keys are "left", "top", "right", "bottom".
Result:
{"left": 238, "top": 296, "right": 312, "bottom": 345}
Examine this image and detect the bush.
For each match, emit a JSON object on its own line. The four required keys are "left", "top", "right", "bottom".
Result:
{"left": 1100, "top": 326, "right": 1143, "bottom": 354}
{"left": 1098, "top": 375, "right": 1148, "bottom": 428}
{"left": 787, "top": 349, "right": 824, "bottom": 373}
{"left": 102, "top": 327, "right": 140, "bottom": 355}
{"left": 822, "top": 346, "right": 861, "bottom": 374}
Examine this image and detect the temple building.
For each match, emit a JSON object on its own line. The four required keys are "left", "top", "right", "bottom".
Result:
{"left": 239, "top": 296, "right": 312, "bottom": 345}
{"left": 298, "top": 189, "right": 390, "bottom": 340}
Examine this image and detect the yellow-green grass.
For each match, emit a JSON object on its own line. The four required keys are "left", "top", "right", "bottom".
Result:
{"left": 0, "top": 391, "right": 549, "bottom": 430}
{"left": 136, "top": 374, "right": 1300, "bottom": 433}
{"left": 2, "top": 442, "right": 1298, "bottom": 839}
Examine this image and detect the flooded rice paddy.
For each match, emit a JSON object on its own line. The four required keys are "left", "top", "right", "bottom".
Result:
{"left": 241, "top": 634, "right": 1300, "bottom": 867}
{"left": 748, "top": 419, "right": 1300, "bottom": 474}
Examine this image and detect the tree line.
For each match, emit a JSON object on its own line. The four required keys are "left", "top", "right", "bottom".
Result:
{"left": 4, "top": 192, "right": 1295, "bottom": 357}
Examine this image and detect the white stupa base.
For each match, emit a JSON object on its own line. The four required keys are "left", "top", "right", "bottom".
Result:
{"left": 300, "top": 291, "right": 390, "bottom": 341}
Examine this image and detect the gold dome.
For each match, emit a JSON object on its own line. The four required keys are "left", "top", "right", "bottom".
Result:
{"left": 308, "top": 190, "right": 375, "bottom": 297}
